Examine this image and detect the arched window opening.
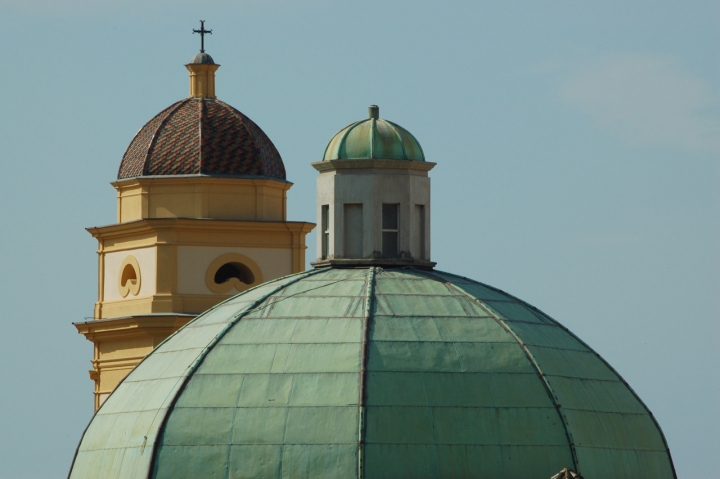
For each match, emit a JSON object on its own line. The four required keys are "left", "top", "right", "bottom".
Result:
{"left": 118, "top": 255, "right": 142, "bottom": 297}
{"left": 205, "top": 253, "right": 263, "bottom": 295}
{"left": 120, "top": 263, "right": 138, "bottom": 288}
{"left": 214, "top": 262, "right": 255, "bottom": 285}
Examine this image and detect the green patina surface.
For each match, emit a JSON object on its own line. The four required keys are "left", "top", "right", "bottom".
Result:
{"left": 323, "top": 117, "right": 425, "bottom": 162}
{"left": 69, "top": 267, "right": 675, "bottom": 479}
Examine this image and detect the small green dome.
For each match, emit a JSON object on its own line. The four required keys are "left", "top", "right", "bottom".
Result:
{"left": 69, "top": 267, "right": 675, "bottom": 479}
{"left": 323, "top": 105, "right": 425, "bottom": 161}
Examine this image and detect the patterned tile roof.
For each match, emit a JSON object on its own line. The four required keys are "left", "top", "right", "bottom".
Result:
{"left": 118, "top": 98, "right": 286, "bottom": 180}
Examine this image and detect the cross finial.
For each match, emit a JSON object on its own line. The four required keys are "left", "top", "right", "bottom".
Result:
{"left": 193, "top": 20, "right": 212, "bottom": 53}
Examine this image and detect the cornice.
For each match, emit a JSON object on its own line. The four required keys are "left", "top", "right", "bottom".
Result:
{"left": 311, "top": 159, "right": 436, "bottom": 173}
{"left": 87, "top": 218, "right": 315, "bottom": 239}
{"left": 74, "top": 314, "right": 196, "bottom": 341}
{"left": 112, "top": 175, "right": 293, "bottom": 190}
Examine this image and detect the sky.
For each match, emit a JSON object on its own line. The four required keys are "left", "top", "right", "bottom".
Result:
{"left": 0, "top": 1, "right": 718, "bottom": 477}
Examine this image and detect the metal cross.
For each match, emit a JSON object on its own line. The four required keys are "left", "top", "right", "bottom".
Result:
{"left": 193, "top": 20, "right": 212, "bottom": 53}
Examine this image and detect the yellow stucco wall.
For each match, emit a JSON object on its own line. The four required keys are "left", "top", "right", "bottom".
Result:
{"left": 115, "top": 177, "right": 290, "bottom": 223}
{"left": 103, "top": 247, "right": 157, "bottom": 302}
{"left": 177, "top": 246, "right": 292, "bottom": 295}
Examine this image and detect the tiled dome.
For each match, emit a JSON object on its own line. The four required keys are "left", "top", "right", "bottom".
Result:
{"left": 69, "top": 267, "right": 675, "bottom": 479}
{"left": 117, "top": 98, "right": 286, "bottom": 180}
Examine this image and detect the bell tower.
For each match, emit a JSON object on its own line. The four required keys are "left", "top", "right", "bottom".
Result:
{"left": 75, "top": 35, "right": 314, "bottom": 410}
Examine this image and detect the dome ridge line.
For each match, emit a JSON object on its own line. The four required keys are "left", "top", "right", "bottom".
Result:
{"left": 433, "top": 272, "right": 676, "bottom": 475}
{"left": 222, "top": 100, "right": 264, "bottom": 174}
{"left": 66, "top": 269, "right": 324, "bottom": 479}
{"left": 387, "top": 119, "right": 425, "bottom": 161}
{"left": 420, "top": 272, "right": 580, "bottom": 473}
{"left": 423, "top": 268, "right": 581, "bottom": 473}
{"left": 341, "top": 121, "right": 363, "bottom": 159}
{"left": 386, "top": 119, "right": 408, "bottom": 161}
{"left": 559, "top": 342, "right": 678, "bottom": 474}
{"left": 357, "top": 266, "right": 376, "bottom": 479}
{"left": 143, "top": 99, "right": 190, "bottom": 176}
{"left": 321, "top": 120, "right": 362, "bottom": 161}
{"left": 509, "top": 296, "right": 680, "bottom": 476}
{"left": 144, "top": 268, "right": 326, "bottom": 479}
{"left": 116, "top": 100, "right": 184, "bottom": 178}
{"left": 197, "top": 98, "right": 204, "bottom": 174}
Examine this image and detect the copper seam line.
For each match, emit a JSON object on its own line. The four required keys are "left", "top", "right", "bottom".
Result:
{"left": 141, "top": 268, "right": 327, "bottom": 479}
{"left": 435, "top": 269, "right": 677, "bottom": 478}
{"left": 342, "top": 122, "right": 357, "bottom": 159}
{"left": 357, "top": 266, "right": 376, "bottom": 479}
{"left": 67, "top": 271, "right": 314, "bottom": 478}
{"left": 522, "top": 304, "right": 677, "bottom": 477}
{"left": 512, "top": 297, "right": 679, "bottom": 477}
{"left": 389, "top": 121, "right": 408, "bottom": 159}
{"left": 66, "top": 251, "right": 209, "bottom": 479}
{"left": 369, "top": 118, "right": 375, "bottom": 159}
{"left": 417, "top": 268, "right": 581, "bottom": 473}
{"left": 340, "top": 122, "right": 358, "bottom": 159}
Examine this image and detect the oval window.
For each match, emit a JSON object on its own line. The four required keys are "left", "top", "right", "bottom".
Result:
{"left": 205, "top": 253, "right": 263, "bottom": 295}
{"left": 214, "top": 262, "right": 255, "bottom": 285}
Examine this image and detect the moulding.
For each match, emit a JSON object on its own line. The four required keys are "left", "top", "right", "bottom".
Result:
{"left": 311, "top": 159, "right": 436, "bottom": 172}
{"left": 118, "top": 255, "right": 141, "bottom": 297}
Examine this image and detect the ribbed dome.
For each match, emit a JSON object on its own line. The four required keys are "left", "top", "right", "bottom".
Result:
{"left": 323, "top": 105, "right": 425, "bottom": 161}
{"left": 118, "top": 98, "right": 286, "bottom": 180}
{"left": 69, "top": 267, "right": 675, "bottom": 479}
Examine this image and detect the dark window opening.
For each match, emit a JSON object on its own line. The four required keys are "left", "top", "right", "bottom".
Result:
{"left": 382, "top": 203, "right": 399, "bottom": 258}
{"left": 416, "top": 204, "right": 426, "bottom": 260}
{"left": 343, "top": 204, "right": 363, "bottom": 258}
{"left": 120, "top": 263, "right": 137, "bottom": 287}
{"left": 321, "top": 205, "right": 330, "bottom": 259}
{"left": 214, "top": 262, "right": 255, "bottom": 285}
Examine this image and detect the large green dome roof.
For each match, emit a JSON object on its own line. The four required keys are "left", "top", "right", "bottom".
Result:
{"left": 323, "top": 105, "right": 425, "bottom": 161}
{"left": 69, "top": 267, "right": 675, "bottom": 479}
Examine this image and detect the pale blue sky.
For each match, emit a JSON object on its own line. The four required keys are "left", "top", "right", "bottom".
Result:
{"left": 0, "top": 1, "right": 717, "bottom": 477}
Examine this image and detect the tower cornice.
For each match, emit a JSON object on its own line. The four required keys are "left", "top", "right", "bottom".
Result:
{"left": 312, "top": 158, "right": 436, "bottom": 173}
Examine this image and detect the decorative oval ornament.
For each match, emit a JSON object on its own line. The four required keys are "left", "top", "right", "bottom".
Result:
{"left": 118, "top": 255, "right": 141, "bottom": 297}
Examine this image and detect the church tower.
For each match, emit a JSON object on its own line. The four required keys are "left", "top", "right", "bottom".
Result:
{"left": 75, "top": 33, "right": 314, "bottom": 409}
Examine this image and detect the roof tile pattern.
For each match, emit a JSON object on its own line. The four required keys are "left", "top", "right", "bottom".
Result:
{"left": 118, "top": 103, "right": 180, "bottom": 178}
{"left": 118, "top": 98, "right": 285, "bottom": 180}
{"left": 145, "top": 100, "right": 200, "bottom": 176}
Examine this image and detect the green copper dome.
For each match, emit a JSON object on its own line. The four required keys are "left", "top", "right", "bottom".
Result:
{"left": 69, "top": 267, "right": 675, "bottom": 479}
{"left": 323, "top": 105, "right": 425, "bottom": 161}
